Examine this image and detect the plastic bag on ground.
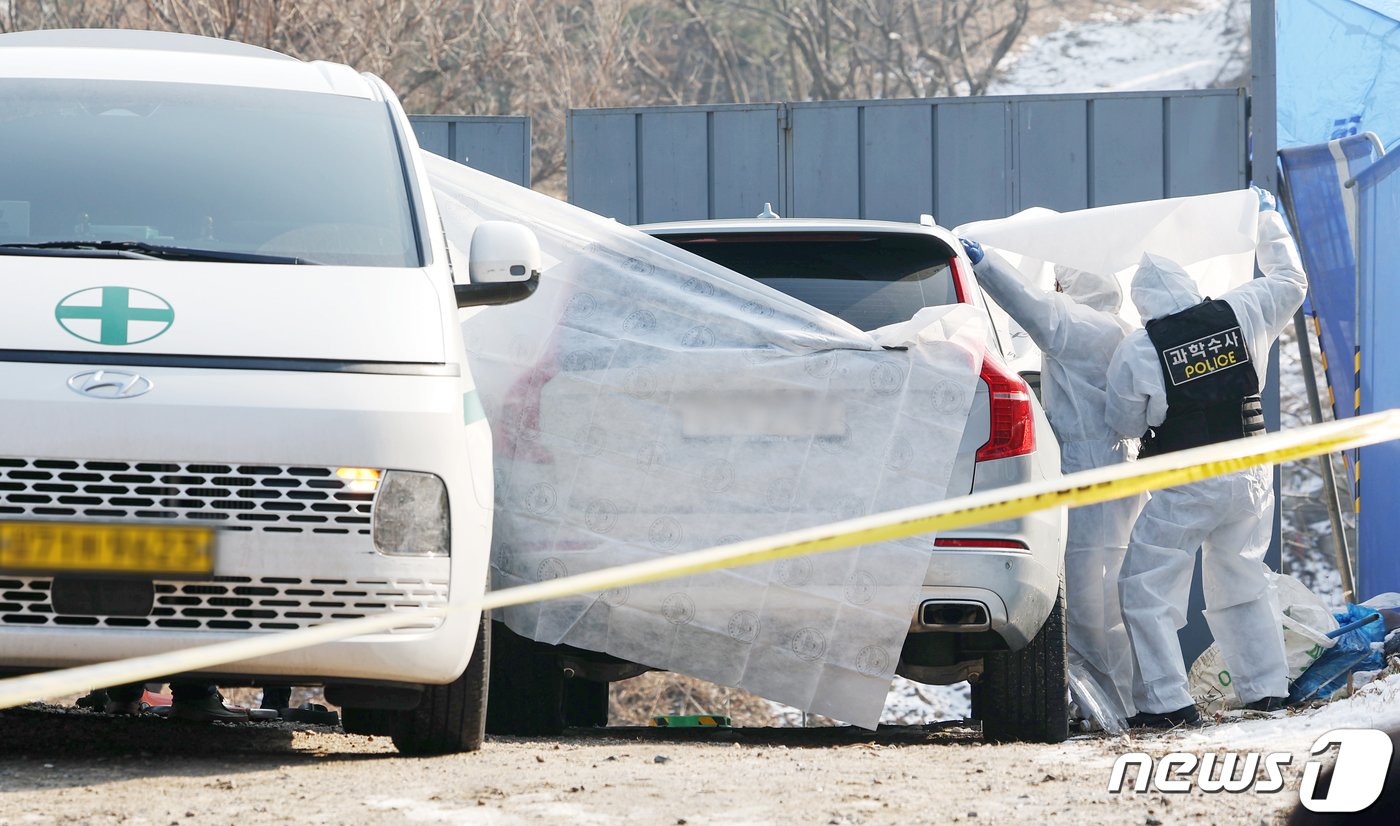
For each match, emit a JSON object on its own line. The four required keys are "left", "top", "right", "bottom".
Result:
{"left": 1189, "top": 573, "right": 1338, "bottom": 712}
{"left": 1069, "top": 662, "right": 1126, "bottom": 734}
{"left": 1289, "top": 604, "right": 1387, "bottom": 704}
{"left": 1279, "top": 573, "right": 1342, "bottom": 677}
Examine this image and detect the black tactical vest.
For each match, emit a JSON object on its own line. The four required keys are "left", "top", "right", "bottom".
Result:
{"left": 1139, "top": 299, "right": 1264, "bottom": 458}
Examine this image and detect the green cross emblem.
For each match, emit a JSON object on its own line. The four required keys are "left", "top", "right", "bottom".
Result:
{"left": 55, "top": 287, "right": 175, "bottom": 346}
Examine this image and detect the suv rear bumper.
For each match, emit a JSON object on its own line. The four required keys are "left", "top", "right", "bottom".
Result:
{"left": 910, "top": 548, "right": 1059, "bottom": 650}
{"left": 900, "top": 399, "right": 1066, "bottom": 684}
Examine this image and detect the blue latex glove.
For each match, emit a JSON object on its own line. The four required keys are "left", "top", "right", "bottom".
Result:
{"left": 1252, "top": 185, "right": 1277, "bottom": 213}
{"left": 959, "top": 237, "right": 985, "bottom": 265}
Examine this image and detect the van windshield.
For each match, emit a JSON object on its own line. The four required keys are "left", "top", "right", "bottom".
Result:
{"left": 0, "top": 79, "right": 420, "bottom": 267}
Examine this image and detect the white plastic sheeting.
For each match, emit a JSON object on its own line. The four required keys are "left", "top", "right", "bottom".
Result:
{"left": 426, "top": 154, "right": 988, "bottom": 726}
{"left": 957, "top": 190, "right": 1261, "bottom": 329}
{"left": 959, "top": 190, "right": 1265, "bottom": 730}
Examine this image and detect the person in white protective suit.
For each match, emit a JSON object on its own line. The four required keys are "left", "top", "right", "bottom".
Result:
{"left": 1105, "top": 189, "right": 1307, "bottom": 727}
{"left": 958, "top": 238, "right": 1144, "bottom": 724}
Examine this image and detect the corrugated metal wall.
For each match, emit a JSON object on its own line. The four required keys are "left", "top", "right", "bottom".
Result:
{"left": 567, "top": 89, "right": 1248, "bottom": 226}
{"left": 568, "top": 104, "right": 785, "bottom": 225}
{"left": 410, "top": 115, "right": 532, "bottom": 188}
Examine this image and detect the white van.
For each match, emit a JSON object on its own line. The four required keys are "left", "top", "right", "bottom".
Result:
{"left": 0, "top": 29, "right": 539, "bottom": 754}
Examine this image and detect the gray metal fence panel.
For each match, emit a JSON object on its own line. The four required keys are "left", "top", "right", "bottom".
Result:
{"left": 859, "top": 104, "right": 935, "bottom": 222}
{"left": 1018, "top": 98, "right": 1090, "bottom": 212}
{"left": 1090, "top": 97, "right": 1166, "bottom": 205}
{"left": 790, "top": 105, "right": 862, "bottom": 219}
{"left": 1166, "top": 94, "right": 1248, "bottom": 197}
{"left": 640, "top": 111, "right": 710, "bottom": 223}
{"left": 711, "top": 107, "right": 784, "bottom": 219}
{"left": 934, "top": 100, "right": 1014, "bottom": 228}
{"left": 409, "top": 115, "right": 531, "bottom": 188}
{"left": 412, "top": 119, "right": 452, "bottom": 158}
{"left": 568, "top": 111, "right": 639, "bottom": 223}
{"left": 569, "top": 105, "right": 786, "bottom": 223}
{"left": 567, "top": 89, "right": 1247, "bottom": 227}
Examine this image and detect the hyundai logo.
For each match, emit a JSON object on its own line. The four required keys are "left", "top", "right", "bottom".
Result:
{"left": 67, "top": 370, "right": 153, "bottom": 400}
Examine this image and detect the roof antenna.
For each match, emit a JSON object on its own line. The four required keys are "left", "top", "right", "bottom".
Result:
{"left": 756, "top": 202, "right": 781, "bottom": 219}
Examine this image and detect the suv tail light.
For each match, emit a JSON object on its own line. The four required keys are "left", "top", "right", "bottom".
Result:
{"left": 934, "top": 537, "right": 1030, "bottom": 550}
{"left": 975, "top": 354, "right": 1035, "bottom": 461}
{"left": 947, "top": 255, "right": 970, "bottom": 303}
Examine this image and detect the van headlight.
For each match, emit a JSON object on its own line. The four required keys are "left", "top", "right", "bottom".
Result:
{"left": 372, "top": 471, "right": 450, "bottom": 556}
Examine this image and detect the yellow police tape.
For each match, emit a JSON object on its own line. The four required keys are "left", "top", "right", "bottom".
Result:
{"left": 3, "top": 409, "right": 1400, "bottom": 711}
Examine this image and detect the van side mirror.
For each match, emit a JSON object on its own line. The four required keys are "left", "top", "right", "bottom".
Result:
{"left": 455, "top": 221, "right": 542, "bottom": 308}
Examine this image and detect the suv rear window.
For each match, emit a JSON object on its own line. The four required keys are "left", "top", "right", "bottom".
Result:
{"left": 658, "top": 232, "right": 958, "bottom": 331}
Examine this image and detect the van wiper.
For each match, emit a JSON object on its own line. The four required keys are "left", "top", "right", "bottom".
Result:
{"left": 0, "top": 241, "right": 317, "bottom": 265}
{"left": 0, "top": 242, "right": 159, "bottom": 260}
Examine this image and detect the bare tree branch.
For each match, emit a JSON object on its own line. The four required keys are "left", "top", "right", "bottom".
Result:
{"left": 0, "top": 0, "right": 1039, "bottom": 188}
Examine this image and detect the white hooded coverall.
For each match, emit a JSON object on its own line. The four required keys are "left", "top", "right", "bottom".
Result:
{"left": 971, "top": 250, "right": 1144, "bottom": 718}
{"left": 1105, "top": 209, "right": 1307, "bottom": 713}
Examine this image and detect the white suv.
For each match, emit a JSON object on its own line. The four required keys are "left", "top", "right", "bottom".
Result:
{"left": 0, "top": 29, "right": 541, "bottom": 754}
{"left": 488, "top": 214, "right": 1069, "bottom": 742}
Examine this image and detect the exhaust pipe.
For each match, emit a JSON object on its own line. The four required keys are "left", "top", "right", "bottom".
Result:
{"left": 919, "top": 600, "right": 990, "bottom": 631}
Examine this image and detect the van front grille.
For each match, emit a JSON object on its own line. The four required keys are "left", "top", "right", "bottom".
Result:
{"left": 0, "top": 459, "right": 375, "bottom": 535}
{"left": 0, "top": 575, "right": 446, "bottom": 632}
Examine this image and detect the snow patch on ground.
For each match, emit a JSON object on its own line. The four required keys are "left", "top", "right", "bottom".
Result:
{"left": 990, "top": 0, "right": 1249, "bottom": 96}
{"left": 768, "top": 678, "right": 970, "bottom": 726}
{"left": 880, "top": 677, "right": 971, "bottom": 724}
{"left": 1176, "top": 672, "right": 1400, "bottom": 751}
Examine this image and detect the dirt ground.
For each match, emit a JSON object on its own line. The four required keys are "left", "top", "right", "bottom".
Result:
{"left": 0, "top": 703, "right": 1309, "bottom": 826}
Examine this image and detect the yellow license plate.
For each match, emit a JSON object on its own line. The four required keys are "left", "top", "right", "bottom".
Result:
{"left": 0, "top": 522, "right": 216, "bottom": 578}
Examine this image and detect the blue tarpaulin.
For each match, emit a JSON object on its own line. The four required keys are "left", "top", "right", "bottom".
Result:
{"left": 1278, "top": 0, "right": 1400, "bottom": 598}
{"left": 1278, "top": 136, "right": 1380, "bottom": 434}
{"left": 1355, "top": 148, "right": 1400, "bottom": 598}
{"left": 1278, "top": 0, "right": 1400, "bottom": 150}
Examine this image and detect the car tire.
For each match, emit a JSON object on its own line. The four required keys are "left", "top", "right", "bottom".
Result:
{"left": 973, "top": 583, "right": 1068, "bottom": 744}
{"left": 562, "top": 677, "right": 610, "bottom": 728}
{"left": 341, "top": 615, "right": 490, "bottom": 755}
{"left": 485, "top": 620, "right": 566, "bottom": 736}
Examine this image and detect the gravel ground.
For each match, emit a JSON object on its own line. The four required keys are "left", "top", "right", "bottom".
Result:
{"left": 0, "top": 703, "right": 1309, "bottom": 825}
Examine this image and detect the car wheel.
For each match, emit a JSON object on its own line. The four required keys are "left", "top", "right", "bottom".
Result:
{"left": 341, "top": 614, "right": 491, "bottom": 755}
{"left": 973, "top": 582, "right": 1068, "bottom": 744}
{"left": 485, "top": 620, "right": 566, "bottom": 736}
